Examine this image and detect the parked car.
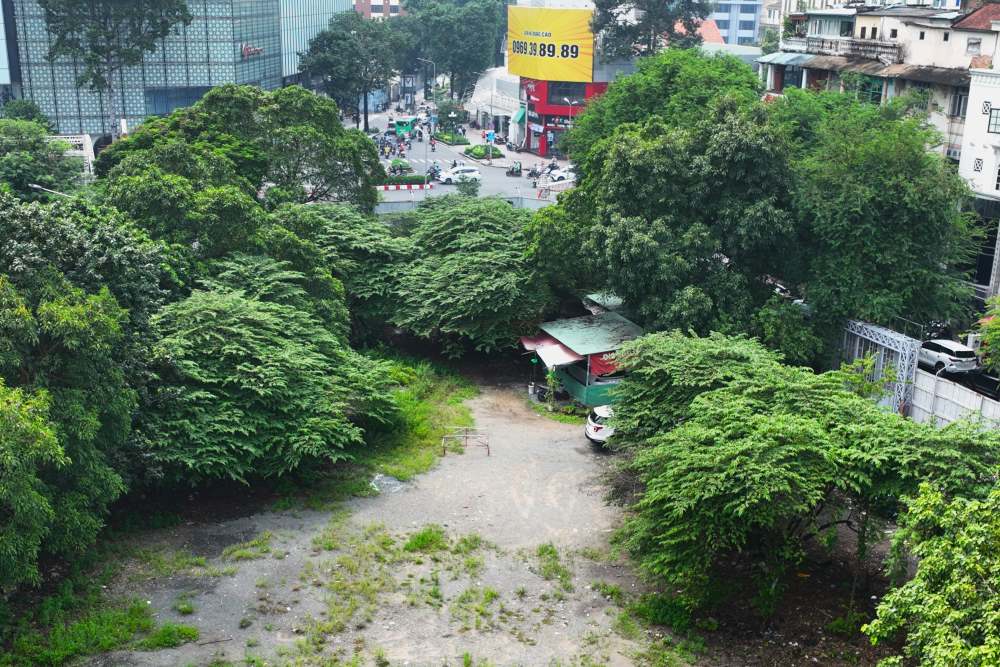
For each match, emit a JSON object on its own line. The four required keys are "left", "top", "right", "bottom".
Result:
{"left": 584, "top": 405, "right": 614, "bottom": 445}
{"left": 918, "top": 339, "right": 979, "bottom": 374}
{"left": 437, "top": 166, "right": 481, "bottom": 184}
{"left": 957, "top": 369, "right": 1000, "bottom": 401}
{"left": 549, "top": 166, "right": 576, "bottom": 182}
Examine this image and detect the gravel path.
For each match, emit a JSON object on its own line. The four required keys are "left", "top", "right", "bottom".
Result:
{"left": 90, "top": 387, "right": 647, "bottom": 666}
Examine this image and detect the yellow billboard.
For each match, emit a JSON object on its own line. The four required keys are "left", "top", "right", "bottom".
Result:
{"left": 507, "top": 6, "right": 594, "bottom": 83}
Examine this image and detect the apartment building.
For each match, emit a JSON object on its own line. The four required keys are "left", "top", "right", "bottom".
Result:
{"left": 710, "top": 0, "right": 764, "bottom": 45}
{"left": 354, "top": 0, "right": 403, "bottom": 20}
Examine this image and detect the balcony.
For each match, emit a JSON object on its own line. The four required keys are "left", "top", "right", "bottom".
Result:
{"left": 779, "top": 35, "right": 903, "bottom": 63}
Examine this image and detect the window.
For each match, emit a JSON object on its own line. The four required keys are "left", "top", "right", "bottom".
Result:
{"left": 717, "top": 3, "right": 731, "bottom": 11}
{"left": 920, "top": 30, "right": 925, "bottom": 40}
{"left": 716, "top": 19, "right": 730, "bottom": 29}
{"left": 995, "top": 164, "right": 1000, "bottom": 191}
{"left": 989, "top": 108, "right": 1000, "bottom": 134}
{"left": 860, "top": 26, "right": 867, "bottom": 38}
{"left": 890, "top": 28, "right": 898, "bottom": 38}
{"left": 949, "top": 89, "right": 969, "bottom": 118}
{"left": 389, "top": 4, "right": 399, "bottom": 11}
{"left": 871, "top": 27, "right": 877, "bottom": 39}
{"left": 840, "top": 21, "right": 853, "bottom": 37}
{"left": 547, "top": 81, "right": 586, "bottom": 106}
{"left": 968, "top": 38, "right": 982, "bottom": 55}
{"left": 738, "top": 36, "right": 755, "bottom": 44}
{"left": 944, "top": 31, "right": 949, "bottom": 41}
{"left": 858, "top": 76, "right": 884, "bottom": 104}
{"left": 740, "top": 3, "right": 756, "bottom": 12}
{"left": 739, "top": 20, "right": 755, "bottom": 30}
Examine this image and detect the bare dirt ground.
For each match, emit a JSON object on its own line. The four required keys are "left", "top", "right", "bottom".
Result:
{"left": 88, "top": 387, "right": 660, "bottom": 666}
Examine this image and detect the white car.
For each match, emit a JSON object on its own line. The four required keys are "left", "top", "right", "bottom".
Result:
{"left": 549, "top": 166, "right": 576, "bottom": 182}
{"left": 585, "top": 405, "right": 614, "bottom": 445}
{"left": 919, "top": 339, "right": 979, "bottom": 374}
{"left": 437, "top": 166, "right": 481, "bottom": 184}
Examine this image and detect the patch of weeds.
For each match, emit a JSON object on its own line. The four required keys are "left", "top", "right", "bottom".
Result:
{"left": 196, "top": 564, "right": 238, "bottom": 578}
{"left": 612, "top": 611, "right": 642, "bottom": 640}
{"left": 460, "top": 651, "right": 494, "bottom": 667}
{"left": 628, "top": 593, "right": 694, "bottom": 632}
{"left": 135, "top": 623, "right": 199, "bottom": 650}
{"left": 463, "top": 556, "right": 485, "bottom": 578}
{"left": 527, "top": 399, "right": 587, "bottom": 424}
{"left": 311, "top": 508, "right": 350, "bottom": 552}
{"left": 826, "top": 608, "right": 868, "bottom": 638}
{"left": 515, "top": 586, "right": 527, "bottom": 599}
{"left": 352, "top": 357, "right": 477, "bottom": 480}
{"left": 246, "top": 637, "right": 259, "bottom": 647}
{"left": 222, "top": 532, "right": 273, "bottom": 562}
{"left": 452, "top": 533, "right": 484, "bottom": 555}
{"left": 534, "top": 543, "right": 574, "bottom": 592}
{"left": 578, "top": 546, "right": 609, "bottom": 562}
{"left": 3, "top": 600, "right": 154, "bottom": 665}
{"left": 172, "top": 595, "right": 196, "bottom": 616}
{"left": 403, "top": 524, "right": 448, "bottom": 553}
{"left": 451, "top": 587, "right": 501, "bottom": 632}
{"left": 592, "top": 581, "right": 624, "bottom": 605}
{"left": 131, "top": 548, "right": 208, "bottom": 579}
{"left": 373, "top": 646, "right": 391, "bottom": 667}
{"left": 239, "top": 617, "right": 253, "bottom": 629}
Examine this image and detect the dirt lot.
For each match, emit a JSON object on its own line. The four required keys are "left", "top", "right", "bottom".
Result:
{"left": 89, "top": 388, "right": 662, "bottom": 666}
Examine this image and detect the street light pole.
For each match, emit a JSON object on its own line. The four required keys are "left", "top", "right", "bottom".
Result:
{"left": 28, "top": 183, "right": 71, "bottom": 198}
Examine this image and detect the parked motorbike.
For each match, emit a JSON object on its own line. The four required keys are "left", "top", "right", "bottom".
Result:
{"left": 526, "top": 164, "right": 542, "bottom": 179}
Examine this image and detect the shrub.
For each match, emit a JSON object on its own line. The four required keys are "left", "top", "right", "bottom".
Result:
{"left": 434, "top": 132, "right": 470, "bottom": 145}
{"left": 135, "top": 623, "right": 199, "bottom": 650}
{"left": 382, "top": 174, "right": 429, "bottom": 185}
{"left": 463, "top": 144, "right": 504, "bottom": 159}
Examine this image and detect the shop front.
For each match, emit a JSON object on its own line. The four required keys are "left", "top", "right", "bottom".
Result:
{"left": 519, "top": 78, "right": 608, "bottom": 157}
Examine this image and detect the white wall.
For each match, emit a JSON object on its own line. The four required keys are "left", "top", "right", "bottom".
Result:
{"left": 910, "top": 369, "right": 1000, "bottom": 426}
{"left": 899, "top": 25, "right": 996, "bottom": 69}
{"left": 959, "top": 68, "right": 1000, "bottom": 197}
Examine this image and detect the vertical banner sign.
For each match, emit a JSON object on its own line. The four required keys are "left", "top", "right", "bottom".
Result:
{"left": 507, "top": 6, "right": 594, "bottom": 83}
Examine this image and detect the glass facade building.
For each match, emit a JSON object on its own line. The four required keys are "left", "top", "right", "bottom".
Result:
{"left": 9, "top": 0, "right": 348, "bottom": 135}
{"left": 280, "top": 0, "right": 352, "bottom": 81}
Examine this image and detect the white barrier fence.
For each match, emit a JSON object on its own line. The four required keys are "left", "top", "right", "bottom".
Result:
{"left": 910, "top": 369, "right": 1000, "bottom": 427}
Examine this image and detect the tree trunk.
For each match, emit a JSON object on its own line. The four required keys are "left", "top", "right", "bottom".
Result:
{"left": 362, "top": 88, "right": 370, "bottom": 132}
{"left": 450, "top": 73, "right": 455, "bottom": 99}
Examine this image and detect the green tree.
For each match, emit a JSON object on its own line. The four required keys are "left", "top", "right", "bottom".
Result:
{"left": 0, "top": 100, "right": 52, "bottom": 129}
{"left": 392, "top": 196, "right": 552, "bottom": 356}
{"left": 760, "top": 28, "right": 780, "bottom": 55}
{"left": 563, "top": 49, "right": 760, "bottom": 166}
{"left": 0, "top": 273, "right": 131, "bottom": 567}
{"left": 37, "top": 0, "right": 191, "bottom": 134}
{"left": 144, "top": 275, "right": 396, "bottom": 482}
{"left": 0, "top": 119, "right": 81, "bottom": 200}
{"left": 789, "top": 98, "right": 976, "bottom": 336}
{"left": 864, "top": 484, "right": 1000, "bottom": 667}
{"left": 0, "top": 382, "right": 65, "bottom": 592}
{"left": 584, "top": 101, "right": 793, "bottom": 332}
{"left": 592, "top": 0, "right": 708, "bottom": 56}
{"left": 301, "top": 12, "right": 398, "bottom": 131}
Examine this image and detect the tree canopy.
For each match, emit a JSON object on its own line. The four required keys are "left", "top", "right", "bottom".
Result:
{"left": 0, "top": 120, "right": 81, "bottom": 200}
{"left": 592, "top": 0, "right": 709, "bottom": 56}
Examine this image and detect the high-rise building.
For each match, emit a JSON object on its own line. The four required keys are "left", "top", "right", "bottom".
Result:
{"left": 709, "top": 0, "right": 764, "bottom": 45}
{"left": 354, "top": 0, "right": 403, "bottom": 20}
{"left": 0, "top": 0, "right": 18, "bottom": 103}
{"left": 6, "top": 0, "right": 350, "bottom": 135}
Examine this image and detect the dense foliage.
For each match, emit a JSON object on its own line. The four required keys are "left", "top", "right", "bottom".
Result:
{"left": 0, "top": 120, "right": 81, "bottom": 200}
{"left": 864, "top": 484, "right": 1000, "bottom": 666}
{"left": 391, "top": 196, "right": 552, "bottom": 356}
{"left": 592, "top": 0, "right": 708, "bottom": 55}
{"left": 616, "top": 332, "right": 1000, "bottom": 614}
{"left": 98, "top": 85, "right": 382, "bottom": 212}
{"left": 552, "top": 50, "right": 976, "bottom": 364}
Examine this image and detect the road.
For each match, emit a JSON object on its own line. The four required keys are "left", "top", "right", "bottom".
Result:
{"left": 363, "top": 107, "right": 572, "bottom": 203}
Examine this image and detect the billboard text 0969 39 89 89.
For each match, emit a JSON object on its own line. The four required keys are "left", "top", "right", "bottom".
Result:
{"left": 506, "top": 6, "right": 594, "bottom": 83}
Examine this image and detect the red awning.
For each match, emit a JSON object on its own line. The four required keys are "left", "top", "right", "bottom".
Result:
{"left": 588, "top": 351, "right": 618, "bottom": 376}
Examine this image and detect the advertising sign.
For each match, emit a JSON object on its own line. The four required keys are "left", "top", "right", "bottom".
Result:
{"left": 507, "top": 6, "right": 594, "bottom": 83}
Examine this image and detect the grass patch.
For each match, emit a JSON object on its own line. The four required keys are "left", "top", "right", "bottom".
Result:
{"left": 403, "top": 524, "right": 448, "bottom": 553}
{"left": 130, "top": 548, "right": 207, "bottom": 579}
{"left": 135, "top": 623, "right": 199, "bottom": 650}
{"left": 452, "top": 533, "right": 484, "bottom": 555}
{"left": 450, "top": 586, "right": 501, "bottom": 631}
{"left": 358, "top": 358, "right": 477, "bottom": 481}
{"left": 535, "top": 543, "right": 574, "bottom": 592}
{"left": 613, "top": 610, "right": 643, "bottom": 640}
{"left": 527, "top": 399, "right": 587, "bottom": 424}
{"left": 592, "top": 581, "right": 625, "bottom": 605}
{"left": 3, "top": 601, "right": 154, "bottom": 665}
{"left": 173, "top": 598, "right": 195, "bottom": 616}
{"left": 221, "top": 532, "right": 273, "bottom": 561}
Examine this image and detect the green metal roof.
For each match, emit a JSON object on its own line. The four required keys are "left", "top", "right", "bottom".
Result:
{"left": 585, "top": 292, "right": 624, "bottom": 312}
{"left": 539, "top": 312, "right": 644, "bottom": 356}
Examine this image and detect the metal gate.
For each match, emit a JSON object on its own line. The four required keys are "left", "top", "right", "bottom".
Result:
{"left": 841, "top": 320, "right": 921, "bottom": 413}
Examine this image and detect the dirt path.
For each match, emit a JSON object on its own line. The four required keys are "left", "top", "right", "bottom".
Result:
{"left": 90, "top": 387, "right": 652, "bottom": 666}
